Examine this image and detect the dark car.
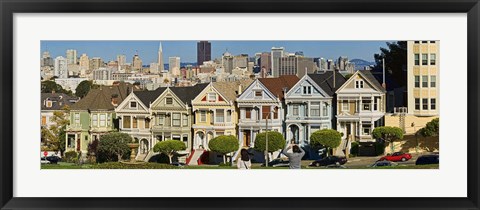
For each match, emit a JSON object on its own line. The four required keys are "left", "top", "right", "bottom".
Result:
{"left": 370, "top": 160, "right": 398, "bottom": 167}
{"left": 261, "top": 158, "right": 289, "bottom": 167}
{"left": 46, "top": 156, "right": 61, "bottom": 164}
{"left": 309, "top": 156, "right": 347, "bottom": 167}
{"left": 415, "top": 154, "right": 439, "bottom": 165}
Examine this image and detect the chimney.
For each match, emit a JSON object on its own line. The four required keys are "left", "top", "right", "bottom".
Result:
{"left": 238, "top": 84, "right": 242, "bottom": 95}
{"left": 333, "top": 70, "right": 336, "bottom": 89}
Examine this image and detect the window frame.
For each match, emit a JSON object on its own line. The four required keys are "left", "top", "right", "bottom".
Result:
{"left": 422, "top": 75, "right": 428, "bottom": 87}
{"left": 430, "top": 75, "right": 436, "bottom": 88}
{"left": 414, "top": 54, "right": 420, "bottom": 65}
{"left": 422, "top": 98, "right": 429, "bottom": 110}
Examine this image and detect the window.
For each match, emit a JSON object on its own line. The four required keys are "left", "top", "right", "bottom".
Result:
{"left": 422, "top": 41, "right": 428, "bottom": 43}
{"left": 172, "top": 113, "right": 181, "bottom": 126}
{"left": 130, "top": 101, "right": 137, "bottom": 108}
{"left": 362, "top": 99, "right": 371, "bottom": 111}
{"left": 292, "top": 104, "right": 299, "bottom": 116}
{"left": 132, "top": 117, "right": 137, "bottom": 128}
{"left": 123, "top": 116, "right": 131, "bottom": 128}
{"left": 355, "top": 80, "right": 364, "bottom": 89}
{"left": 430, "top": 53, "right": 436, "bottom": 65}
{"left": 166, "top": 98, "right": 173, "bottom": 105}
{"left": 208, "top": 93, "right": 216, "bottom": 102}
{"left": 200, "top": 111, "right": 206, "bottom": 122}
{"left": 216, "top": 109, "right": 224, "bottom": 122}
{"left": 303, "top": 86, "right": 312, "bottom": 94}
{"left": 430, "top": 41, "right": 436, "bottom": 43}
{"left": 342, "top": 100, "right": 349, "bottom": 111}
{"left": 414, "top": 76, "right": 420, "bottom": 88}
{"left": 422, "top": 98, "right": 428, "bottom": 110}
{"left": 274, "top": 107, "right": 279, "bottom": 119}
{"left": 41, "top": 116, "right": 47, "bottom": 125}
{"left": 414, "top": 41, "right": 420, "bottom": 44}
{"left": 158, "top": 114, "right": 164, "bottom": 125}
{"left": 422, "top": 54, "right": 428, "bottom": 65}
{"left": 431, "top": 98, "right": 436, "bottom": 110}
{"left": 226, "top": 110, "right": 232, "bottom": 122}
{"left": 262, "top": 106, "right": 270, "bottom": 119}
{"left": 310, "top": 102, "right": 320, "bottom": 116}
{"left": 414, "top": 54, "right": 420, "bottom": 65}
{"left": 322, "top": 103, "right": 328, "bottom": 117}
{"left": 107, "top": 114, "right": 111, "bottom": 126}
{"left": 46, "top": 101, "right": 52, "bottom": 108}
{"left": 100, "top": 114, "right": 106, "bottom": 127}
{"left": 92, "top": 114, "right": 98, "bottom": 126}
{"left": 145, "top": 118, "right": 150, "bottom": 128}
{"left": 255, "top": 91, "right": 262, "bottom": 97}
{"left": 430, "top": 76, "right": 436, "bottom": 87}
{"left": 245, "top": 108, "right": 251, "bottom": 119}
{"left": 183, "top": 114, "right": 188, "bottom": 126}
{"left": 422, "top": 76, "right": 428, "bottom": 87}
{"left": 362, "top": 124, "right": 371, "bottom": 135}
{"left": 75, "top": 113, "right": 80, "bottom": 124}
{"left": 374, "top": 97, "right": 380, "bottom": 111}
{"left": 415, "top": 98, "right": 420, "bottom": 110}
{"left": 67, "top": 136, "right": 75, "bottom": 148}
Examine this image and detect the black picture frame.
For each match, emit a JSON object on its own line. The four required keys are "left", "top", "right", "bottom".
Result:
{"left": 1, "top": 0, "right": 479, "bottom": 209}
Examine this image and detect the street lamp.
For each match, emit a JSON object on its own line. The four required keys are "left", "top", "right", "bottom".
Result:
{"left": 265, "top": 108, "right": 276, "bottom": 168}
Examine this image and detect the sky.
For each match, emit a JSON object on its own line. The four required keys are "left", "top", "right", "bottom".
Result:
{"left": 41, "top": 41, "right": 393, "bottom": 64}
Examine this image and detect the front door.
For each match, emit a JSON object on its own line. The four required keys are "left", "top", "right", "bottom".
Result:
{"left": 243, "top": 130, "right": 251, "bottom": 147}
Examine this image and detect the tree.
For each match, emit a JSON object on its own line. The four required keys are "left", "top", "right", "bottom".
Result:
{"left": 310, "top": 129, "right": 342, "bottom": 157}
{"left": 41, "top": 80, "right": 73, "bottom": 96}
{"left": 417, "top": 118, "right": 439, "bottom": 137}
{"left": 373, "top": 41, "right": 407, "bottom": 88}
{"left": 41, "top": 106, "right": 71, "bottom": 155}
{"left": 372, "top": 126, "right": 404, "bottom": 153}
{"left": 208, "top": 135, "right": 239, "bottom": 164}
{"left": 254, "top": 131, "right": 286, "bottom": 162}
{"left": 75, "top": 80, "right": 100, "bottom": 98}
{"left": 153, "top": 140, "right": 186, "bottom": 164}
{"left": 97, "top": 132, "right": 131, "bottom": 163}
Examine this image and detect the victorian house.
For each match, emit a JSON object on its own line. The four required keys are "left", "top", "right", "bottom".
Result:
{"left": 65, "top": 82, "right": 136, "bottom": 155}
{"left": 284, "top": 74, "right": 333, "bottom": 147}
{"left": 335, "top": 70, "right": 386, "bottom": 154}
{"left": 236, "top": 79, "right": 284, "bottom": 149}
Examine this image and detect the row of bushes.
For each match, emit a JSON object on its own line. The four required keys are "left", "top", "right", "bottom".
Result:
{"left": 350, "top": 141, "right": 385, "bottom": 157}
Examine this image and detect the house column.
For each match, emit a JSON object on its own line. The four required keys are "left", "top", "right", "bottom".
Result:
{"left": 371, "top": 95, "right": 374, "bottom": 111}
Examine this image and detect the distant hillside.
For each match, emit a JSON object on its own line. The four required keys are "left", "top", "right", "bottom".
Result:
{"left": 350, "top": 59, "right": 375, "bottom": 70}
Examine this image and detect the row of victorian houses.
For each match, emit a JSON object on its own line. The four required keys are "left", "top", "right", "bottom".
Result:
{"left": 60, "top": 70, "right": 386, "bottom": 163}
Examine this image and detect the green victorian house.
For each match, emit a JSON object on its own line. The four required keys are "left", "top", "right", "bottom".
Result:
{"left": 65, "top": 82, "right": 137, "bottom": 156}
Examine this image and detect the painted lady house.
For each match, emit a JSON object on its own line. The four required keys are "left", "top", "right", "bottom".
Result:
{"left": 335, "top": 70, "right": 386, "bottom": 155}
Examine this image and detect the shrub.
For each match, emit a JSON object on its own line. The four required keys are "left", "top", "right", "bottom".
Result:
{"left": 96, "top": 132, "right": 131, "bottom": 163}
{"left": 153, "top": 140, "right": 187, "bottom": 164}
{"left": 375, "top": 141, "right": 386, "bottom": 156}
{"left": 208, "top": 135, "right": 239, "bottom": 164}
{"left": 310, "top": 129, "right": 342, "bottom": 156}
{"left": 254, "top": 131, "right": 286, "bottom": 153}
{"left": 350, "top": 141, "right": 359, "bottom": 156}
{"left": 64, "top": 151, "right": 78, "bottom": 163}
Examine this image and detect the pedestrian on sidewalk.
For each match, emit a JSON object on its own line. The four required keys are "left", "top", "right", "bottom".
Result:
{"left": 237, "top": 149, "right": 252, "bottom": 169}
{"left": 282, "top": 143, "right": 305, "bottom": 169}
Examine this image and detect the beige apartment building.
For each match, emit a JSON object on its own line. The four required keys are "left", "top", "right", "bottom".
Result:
{"left": 407, "top": 41, "right": 439, "bottom": 117}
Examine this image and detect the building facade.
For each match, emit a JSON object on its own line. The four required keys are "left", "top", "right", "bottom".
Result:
{"left": 197, "top": 41, "right": 211, "bottom": 66}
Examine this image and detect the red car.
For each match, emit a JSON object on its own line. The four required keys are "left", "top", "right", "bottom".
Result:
{"left": 378, "top": 152, "right": 412, "bottom": 162}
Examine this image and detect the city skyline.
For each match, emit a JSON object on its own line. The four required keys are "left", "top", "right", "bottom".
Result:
{"left": 41, "top": 41, "right": 392, "bottom": 64}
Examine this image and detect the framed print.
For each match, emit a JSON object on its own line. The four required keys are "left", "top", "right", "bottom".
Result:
{"left": 1, "top": 0, "right": 479, "bottom": 209}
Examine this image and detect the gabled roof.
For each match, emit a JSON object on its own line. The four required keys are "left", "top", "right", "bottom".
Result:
{"left": 134, "top": 87, "right": 167, "bottom": 107}
{"left": 170, "top": 83, "right": 209, "bottom": 105}
{"left": 71, "top": 82, "right": 136, "bottom": 111}
{"left": 41, "top": 93, "right": 79, "bottom": 111}
{"left": 357, "top": 70, "right": 386, "bottom": 92}
{"left": 258, "top": 75, "right": 299, "bottom": 100}
{"left": 212, "top": 79, "right": 254, "bottom": 102}
{"left": 309, "top": 71, "right": 347, "bottom": 96}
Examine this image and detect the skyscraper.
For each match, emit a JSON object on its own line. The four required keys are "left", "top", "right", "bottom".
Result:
{"left": 41, "top": 51, "right": 53, "bottom": 67}
{"left": 222, "top": 51, "right": 234, "bottom": 74}
{"left": 259, "top": 52, "right": 271, "bottom": 75}
{"left": 54, "top": 56, "right": 68, "bottom": 78}
{"left": 132, "top": 52, "right": 143, "bottom": 72}
{"left": 79, "top": 54, "right": 89, "bottom": 71}
{"left": 117, "top": 54, "right": 126, "bottom": 72}
{"left": 197, "top": 41, "right": 211, "bottom": 66}
{"left": 158, "top": 42, "right": 164, "bottom": 72}
{"left": 169, "top": 57, "right": 181, "bottom": 76}
{"left": 66, "top": 49, "right": 77, "bottom": 65}
{"left": 271, "top": 47, "right": 285, "bottom": 77}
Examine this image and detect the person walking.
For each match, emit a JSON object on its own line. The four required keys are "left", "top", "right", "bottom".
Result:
{"left": 282, "top": 143, "right": 305, "bottom": 169}
{"left": 237, "top": 149, "right": 252, "bottom": 169}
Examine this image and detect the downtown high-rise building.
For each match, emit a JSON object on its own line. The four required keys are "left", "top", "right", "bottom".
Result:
{"left": 197, "top": 41, "right": 211, "bottom": 66}
{"left": 169, "top": 56, "right": 181, "bottom": 76}
{"left": 117, "top": 54, "right": 126, "bottom": 72}
{"left": 90, "top": 57, "right": 103, "bottom": 71}
{"left": 158, "top": 42, "right": 164, "bottom": 72}
{"left": 79, "top": 54, "right": 89, "bottom": 71}
{"left": 54, "top": 56, "right": 68, "bottom": 78}
{"left": 259, "top": 52, "right": 271, "bottom": 76}
{"left": 66, "top": 49, "right": 77, "bottom": 65}
{"left": 222, "top": 51, "right": 234, "bottom": 74}
{"left": 233, "top": 54, "right": 248, "bottom": 69}
{"left": 41, "top": 51, "right": 53, "bottom": 67}
{"left": 132, "top": 52, "right": 143, "bottom": 72}
{"left": 271, "top": 47, "right": 285, "bottom": 77}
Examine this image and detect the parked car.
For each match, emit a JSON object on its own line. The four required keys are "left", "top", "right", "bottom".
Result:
{"left": 261, "top": 158, "right": 290, "bottom": 167}
{"left": 309, "top": 156, "right": 347, "bottom": 167}
{"left": 378, "top": 152, "right": 412, "bottom": 162}
{"left": 415, "top": 154, "right": 439, "bottom": 165}
{"left": 46, "top": 156, "right": 61, "bottom": 164}
{"left": 40, "top": 157, "right": 50, "bottom": 164}
{"left": 370, "top": 160, "right": 398, "bottom": 167}
{"left": 170, "top": 162, "right": 186, "bottom": 167}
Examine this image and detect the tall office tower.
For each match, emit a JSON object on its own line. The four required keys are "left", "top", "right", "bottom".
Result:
{"left": 116, "top": 54, "right": 126, "bottom": 72}
{"left": 259, "top": 52, "right": 271, "bottom": 75}
{"left": 132, "top": 52, "right": 143, "bottom": 72}
{"left": 222, "top": 51, "right": 234, "bottom": 74}
{"left": 41, "top": 51, "right": 53, "bottom": 67}
{"left": 319, "top": 58, "right": 327, "bottom": 70}
{"left": 78, "top": 54, "right": 89, "bottom": 72}
{"left": 271, "top": 47, "right": 285, "bottom": 77}
{"left": 327, "top": 59, "right": 334, "bottom": 70}
{"left": 169, "top": 56, "right": 181, "bottom": 76}
{"left": 407, "top": 40, "right": 439, "bottom": 116}
{"left": 150, "top": 63, "right": 159, "bottom": 74}
{"left": 233, "top": 54, "right": 248, "bottom": 68}
{"left": 90, "top": 57, "right": 103, "bottom": 71}
{"left": 254, "top": 53, "right": 262, "bottom": 66}
{"left": 337, "top": 56, "right": 348, "bottom": 70}
{"left": 197, "top": 41, "right": 211, "bottom": 66}
{"left": 54, "top": 56, "right": 68, "bottom": 78}
{"left": 158, "top": 42, "right": 164, "bottom": 72}
{"left": 66, "top": 49, "right": 77, "bottom": 65}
